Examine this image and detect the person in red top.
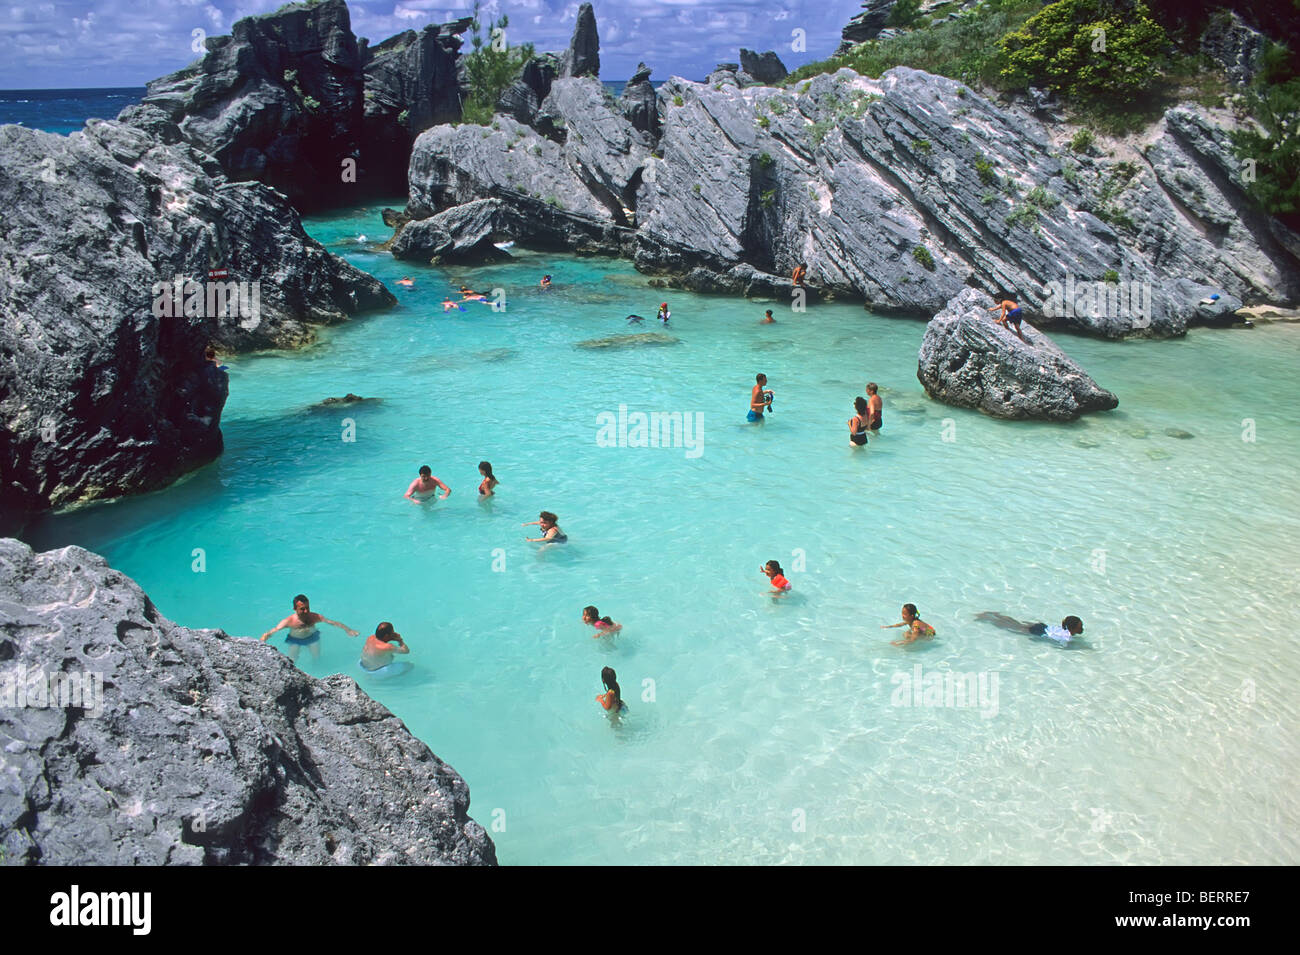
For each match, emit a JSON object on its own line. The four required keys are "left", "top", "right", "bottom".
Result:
{"left": 582, "top": 605, "right": 623, "bottom": 637}
{"left": 761, "top": 560, "right": 792, "bottom": 597}
{"left": 360, "top": 622, "right": 409, "bottom": 671}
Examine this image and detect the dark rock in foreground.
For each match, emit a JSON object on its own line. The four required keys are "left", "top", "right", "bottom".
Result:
{"left": 0, "top": 539, "right": 496, "bottom": 865}
{"left": 917, "top": 288, "right": 1119, "bottom": 421}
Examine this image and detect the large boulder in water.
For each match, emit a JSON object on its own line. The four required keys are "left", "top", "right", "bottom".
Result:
{"left": 0, "top": 539, "right": 497, "bottom": 865}
{"left": 917, "top": 288, "right": 1119, "bottom": 421}
{"left": 0, "top": 111, "right": 392, "bottom": 533}
{"left": 391, "top": 198, "right": 514, "bottom": 263}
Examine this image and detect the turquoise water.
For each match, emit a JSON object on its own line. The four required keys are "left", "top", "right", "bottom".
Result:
{"left": 25, "top": 204, "right": 1300, "bottom": 865}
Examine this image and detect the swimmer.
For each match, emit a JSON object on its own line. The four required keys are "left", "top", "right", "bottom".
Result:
{"left": 540, "top": 274, "right": 552, "bottom": 289}
{"left": 883, "top": 603, "right": 936, "bottom": 645}
{"left": 259, "top": 593, "right": 358, "bottom": 663}
{"left": 360, "top": 621, "right": 409, "bottom": 671}
{"left": 204, "top": 345, "right": 229, "bottom": 371}
{"left": 657, "top": 303, "right": 671, "bottom": 324}
{"left": 626, "top": 314, "right": 646, "bottom": 324}
{"left": 397, "top": 277, "right": 415, "bottom": 287}
{"left": 865, "top": 382, "right": 883, "bottom": 432}
{"left": 582, "top": 605, "right": 623, "bottom": 637}
{"left": 989, "top": 297, "right": 1027, "bottom": 342}
{"left": 405, "top": 465, "right": 450, "bottom": 503}
{"left": 442, "top": 299, "right": 466, "bottom": 312}
{"left": 791, "top": 262, "right": 807, "bottom": 287}
{"left": 848, "top": 396, "right": 870, "bottom": 446}
{"left": 524, "top": 510, "right": 567, "bottom": 543}
{"left": 477, "top": 460, "right": 499, "bottom": 497}
{"left": 975, "top": 611, "right": 1083, "bottom": 647}
{"left": 760, "top": 309, "right": 775, "bottom": 324}
{"left": 596, "top": 665, "right": 627, "bottom": 718}
{"left": 761, "top": 560, "right": 792, "bottom": 596}
{"left": 459, "top": 285, "right": 487, "bottom": 302}
{"left": 748, "top": 373, "right": 772, "bottom": 422}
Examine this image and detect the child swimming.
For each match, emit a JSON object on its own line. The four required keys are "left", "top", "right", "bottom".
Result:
{"left": 761, "top": 560, "right": 792, "bottom": 596}
{"left": 975, "top": 612, "right": 1083, "bottom": 647}
{"left": 583, "top": 605, "right": 623, "bottom": 637}
{"left": 596, "top": 666, "right": 628, "bottom": 718}
{"left": 524, "top": 511, "right": 567, "bottom": 543}
{"left": 883, "top": 603, "right": 936, "bottom": 645}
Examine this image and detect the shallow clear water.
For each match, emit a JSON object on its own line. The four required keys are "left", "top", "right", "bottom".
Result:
{"left": 24, "top": 203, "right": 1300, "bottom": 865}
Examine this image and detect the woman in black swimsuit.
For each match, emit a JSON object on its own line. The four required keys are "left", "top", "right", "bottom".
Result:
{"left": 848, "top": 396, "right": 870, "bottom": 446}
{"left": 524, "top": 511, "right": 567, "bottom": 543}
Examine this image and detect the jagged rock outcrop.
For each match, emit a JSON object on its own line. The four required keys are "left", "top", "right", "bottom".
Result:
{"left": 498, "top": 53, "right": 559, "bottom": 130}
{"left": 917, "top": 288, "right": 1118, "bottom": 421}
{"left": 1200, "top": 10, "right": 1266, "bottom": 86}
{"left": 137, "top": 0, "right": 470, "bottom": 208}
{"left": 399, "top": 18, "right": 1298, "bottom": 336}
{"left": 391, "top": 198, "right": 514, "bottom": 263}
{"left": 360, "top": 19, "right": 471, "bottom": 193}
{"left": 0, "top": 539, "right": 496, "bottom": 865}
{"left": 620, "top": 62, "right": 659, "bottom": 141}
{"left": 838, "top": 0, "right": 898, "bottom": 53}
{"left": 0, "top": 112, "right": 392, "bottom": 533}
{"left": 139, "top": 0, "right": 365, "bottom": 211}
{"left": 559, "top": 2, "right": 600, "bottom": 78}
{"left": 740, "top": 49, "right": 788, "bottom": 85}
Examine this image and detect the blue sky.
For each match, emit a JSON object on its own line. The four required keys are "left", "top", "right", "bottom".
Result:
{"left": 0, "top": 0, "right": 866, "bottom": 88}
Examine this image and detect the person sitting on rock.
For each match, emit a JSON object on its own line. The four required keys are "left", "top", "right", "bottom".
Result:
{"left": 792, "top": 262, "right": 807, "bottom": 287}
{"left": 989, "top": 297, "right": 1028, "bottom": 342}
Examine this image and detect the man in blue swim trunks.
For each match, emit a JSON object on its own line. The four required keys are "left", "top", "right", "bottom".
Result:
{"left": 259, "top": 593, "right": 359, "bottom": 663}
{"left": 989, "top": 297, "right": 1028, "bottom": 342}
{"left": 749, "top": 373, "right": 772, "bottom": 422}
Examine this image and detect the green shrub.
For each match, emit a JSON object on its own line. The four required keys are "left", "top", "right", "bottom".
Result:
{"left": 999, "top": 0, "right": 1166, "bottom": 106}
{"left": 462, "top": 2, "right": 535, "bottom": 126}
{"left": 1006, "top": 204, "right": 1039, "bottom": 228}
{"left": 912, "top": 244, "right": 936, "bottom": 270}
{"left": 760, "top": 188, "right": 777, "bottom": 209}
{"left": 758, "top": 152, "right": 775, "bottom": 169}
{"left": 397, "top": 108, "right": 409, "bottom": 124}
{"left": 980, "top": 190, "right": 997, "bottom": 205}
{"left": 693, "top": 183, "right": 701, "bottom": 194}
{"left": 1232, "top": 43, "right": 1300, "bottom": 226}
{"left": 1026, "top": 185, "right": 1059, "bottom": 208}
{"left": 768, "top": 97, "right": 788, "bottom": 116}
{"left": 915, "top": 139, "right": 932, "bottom": 153}
{"left": 673, "top": 94, "right": 684, "bottom": 106}
{"left": 757, "top": 114, "right": 771, "bottom": 130}
{"left": 974, "top": 156, "right": 997, "bottom": 185}
{"left": 887, "top": 0, "right": 923, "bottom": 29}
{"left": 302, "top": 95, "right": 321, "bottom": 112}
{"left": 1069, "top": 128, "right": 1095, "bottom": 152}
{"left": 1060, "top": 163, "right": 1078, "bottom": 185}
{"left": 810, "top": 119, "right": 834, "bottom": 146}
{"left": 1102, "top": 269, "right": 1120, "bottom": 283}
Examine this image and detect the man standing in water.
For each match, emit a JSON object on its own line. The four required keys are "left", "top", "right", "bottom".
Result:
{"left": 865, "top": 382, "right": 883, "bottom": 433}
{"left": 361, "top": 622, "right": 410, "bottom": 672}
{"left": 405, "top": 465, "right": 450, "bottom": 503}
{"left": 260, "top": 594, "right": 359, "bottom": 663}
{"left": 749, "top": 373, "right": 772, "bottom": 422}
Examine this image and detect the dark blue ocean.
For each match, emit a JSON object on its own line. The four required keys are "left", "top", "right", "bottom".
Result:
{"left": 0, "top": 88, "right": 145, "bottom": 134}
{"left": 0, "top": 82, "right": 655, "bottom": 135}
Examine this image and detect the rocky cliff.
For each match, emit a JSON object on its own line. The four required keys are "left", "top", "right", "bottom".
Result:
{"left": 0, "top": 111, "right": 393, "bottom": 534}
{"left": 402, "top": 55, "right": 1298, "bottom": 337}
{"left": 0, "top": 538, "right": 496, "bottom": 865}
{"left": 139, "top": 0, "right": 470, "bottom": 208}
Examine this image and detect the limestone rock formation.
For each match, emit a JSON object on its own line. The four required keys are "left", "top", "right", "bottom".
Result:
{"left": 0, "top": 539, "right": 496, "bottom": 865}
{"left": 917, "top": 288, "right": 1119, "bottom": 421}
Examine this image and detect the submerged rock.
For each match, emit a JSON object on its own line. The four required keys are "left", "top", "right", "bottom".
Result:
{"left": 314, "top": 393, "right": 379, "bottom": 407}
{"left": 1164, "top": 428, "right": 1195, "bottom": 439}
{"left": 575, "top": 332, "right": 680, "bottom": 349}
{"left": 916, "top": 288, "right": 1119, "bottom": 421}
{"left": 0, "top": 115, "right": 392, "bottom": 532}
{"left": 0, "top": 539, "right": 496, "bottom": 865}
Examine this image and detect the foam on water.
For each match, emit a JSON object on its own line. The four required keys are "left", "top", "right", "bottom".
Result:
{"left": 25, "top": 204, "right": 1300, "bottom": 864}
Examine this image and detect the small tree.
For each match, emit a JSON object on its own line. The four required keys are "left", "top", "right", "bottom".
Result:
{"left": 461, "top": 2, "right": 535, "bottom": 126}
